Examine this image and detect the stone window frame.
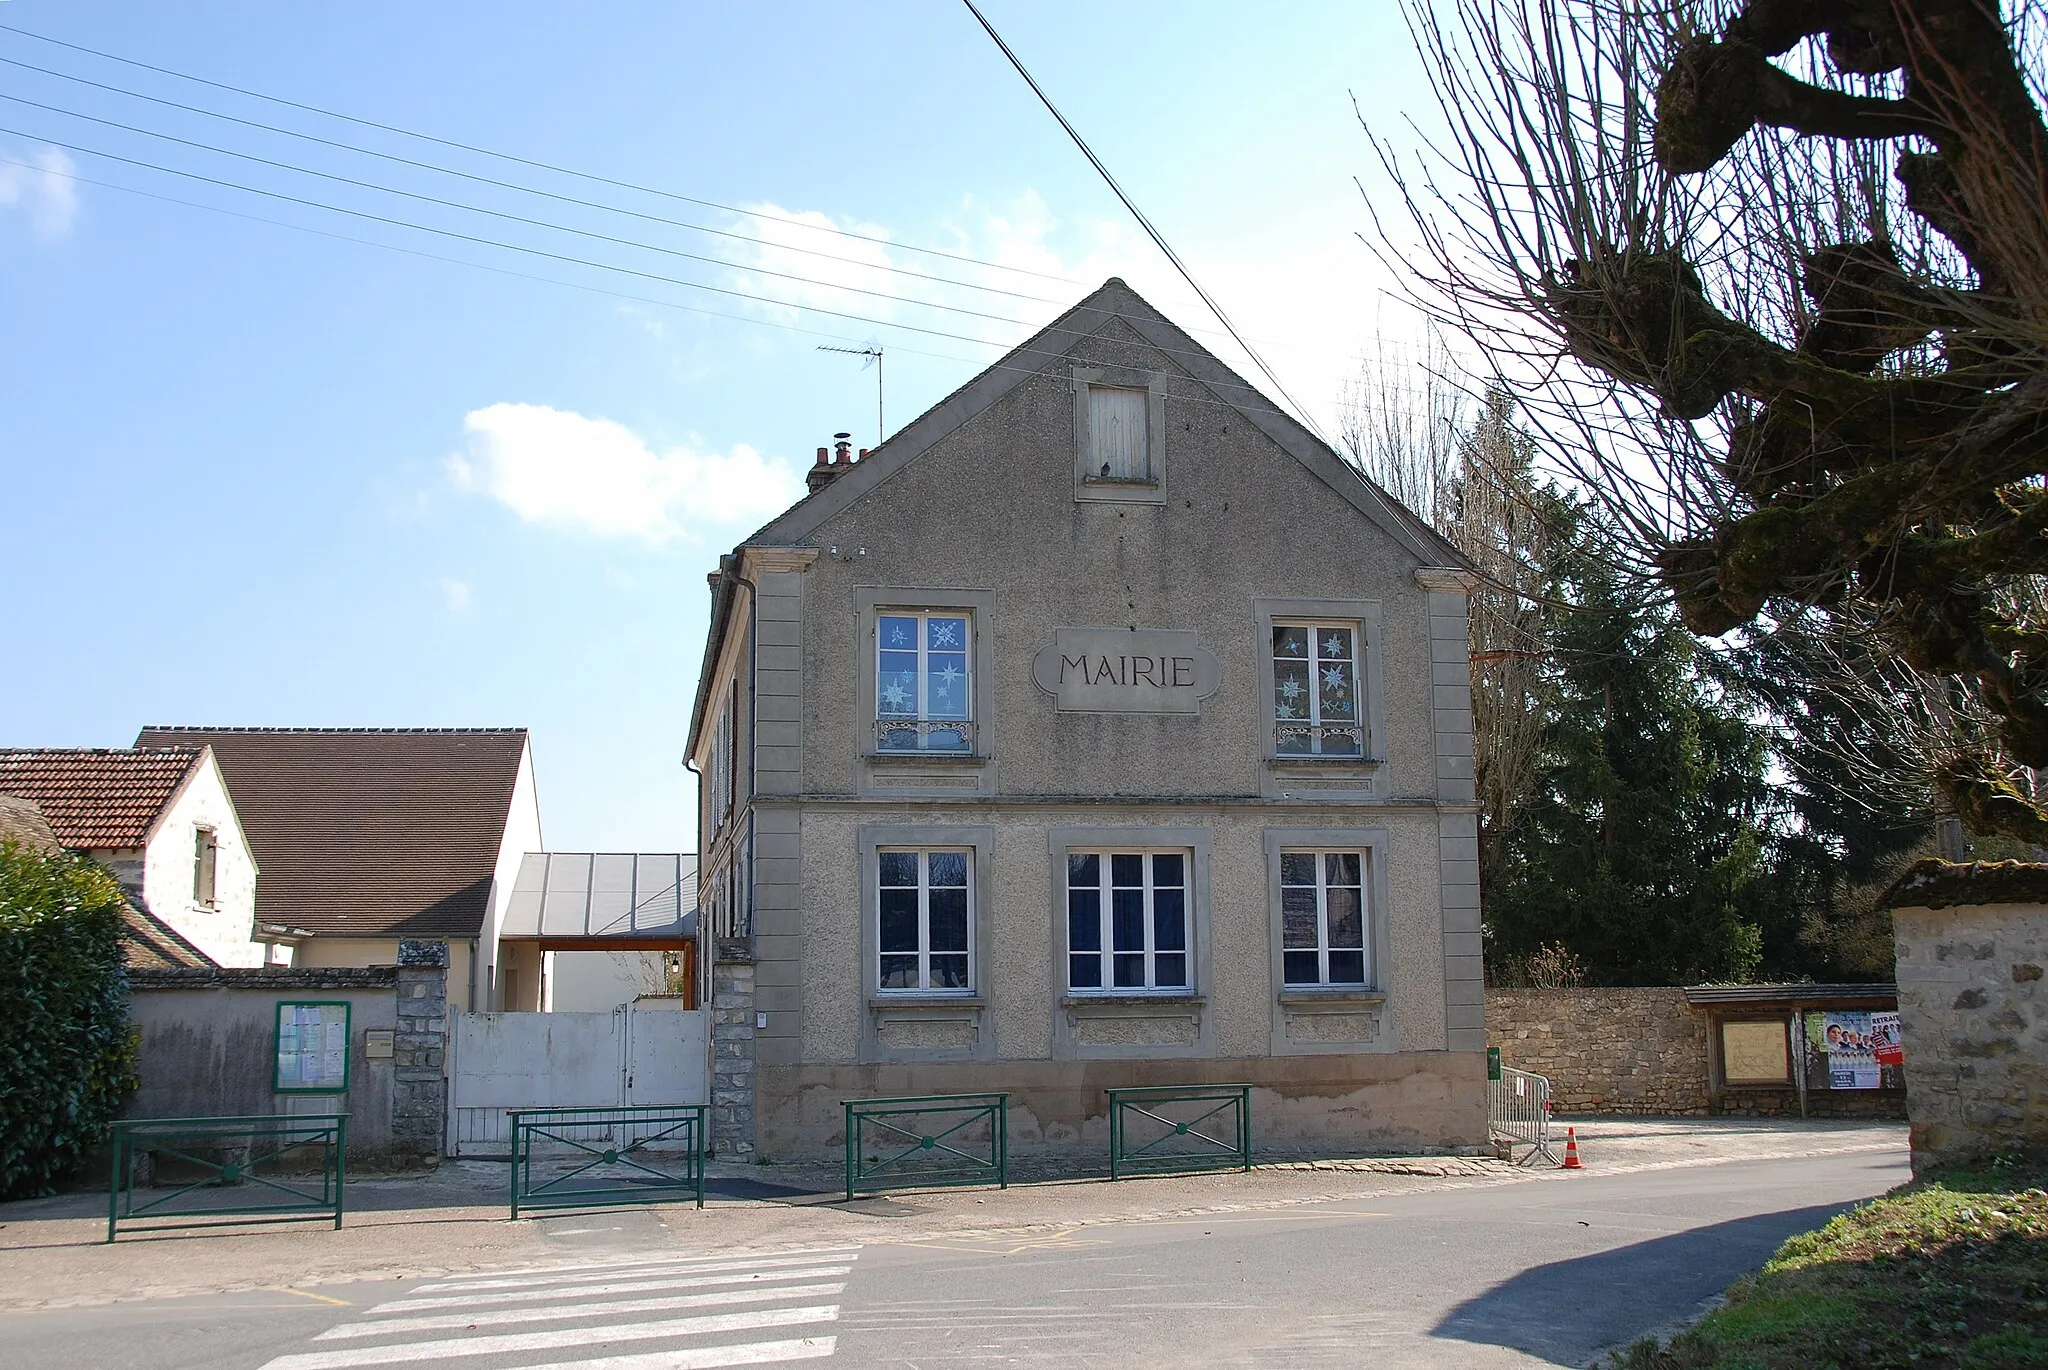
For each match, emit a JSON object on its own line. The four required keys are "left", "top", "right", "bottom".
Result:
{"left": 858, "top": 822, "right": 995, "bottom": 1063}
{"left": 856, "top": 585, "right": 999, "bottom": 794}
{"left": 1254, "top": 597, "right": 1388, "bottom": 796}
{"left": 1047, "top": 825, "right": 1216, "bottom": 1061}
{"left": 1071, "top": 365, "right": 1168, "bottom": 504}
{"left": 1263, "top": 825, "right": 1397, "bottom": 1056}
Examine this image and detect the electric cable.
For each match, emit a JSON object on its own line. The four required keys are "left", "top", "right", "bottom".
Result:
{"left": 958, "top": 0, "right": 1328, "bottom": 442}
{"left": 0, "top": 21, "right": 1084, "bottom": 285}
{"left": 0, "top": 52, "right": 1068, "bottom": 308}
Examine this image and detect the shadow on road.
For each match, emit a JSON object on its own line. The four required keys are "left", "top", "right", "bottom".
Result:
{"left": 1430, "top": 1201, "right": 1852, "bottom": 1366}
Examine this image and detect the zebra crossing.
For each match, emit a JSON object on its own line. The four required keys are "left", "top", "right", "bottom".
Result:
{"left": 258, "top": 1246, "right": 860, "bottom": 1370}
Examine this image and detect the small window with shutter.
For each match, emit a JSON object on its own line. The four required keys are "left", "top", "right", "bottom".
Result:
{"left": 193, "top": 826, "right": 218, "bottom": 907}
{"left": 1088, "top": 385, "right": 1150, "bottom": 481}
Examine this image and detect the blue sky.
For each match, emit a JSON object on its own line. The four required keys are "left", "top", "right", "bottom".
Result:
{"left": 0, "top": 1, "right": 1439, "bottom": 851}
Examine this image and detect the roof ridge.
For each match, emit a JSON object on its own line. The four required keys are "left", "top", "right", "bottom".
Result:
{"left": 140, "top": 725, "right": 527, "bottom": 734}
{"left": 0, "top": 745, "right": 202, "bottom": 755}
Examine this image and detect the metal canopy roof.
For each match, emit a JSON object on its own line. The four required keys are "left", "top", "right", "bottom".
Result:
{"left": 1683, "top": 983, "right": 1896, "bottom": 1006}
{"left": 502, "top": 852, "right": 697, "bottom": 943}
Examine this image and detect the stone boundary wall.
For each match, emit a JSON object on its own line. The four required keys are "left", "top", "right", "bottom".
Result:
{"left": 131, "top": 966, "right": 398, "bottom": 991}
{"left": 1487, "top": 987, "right": 1711, "bottom": 1114}
{"left": 1893, "top": 899, "right": 2048, "bottom": 1171}
{"left": 124, "top": 943, "right": 448, "bottom": 1167}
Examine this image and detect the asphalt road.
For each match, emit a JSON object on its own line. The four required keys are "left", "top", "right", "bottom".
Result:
{"left": 0, "top": 1148, "right": 1907, "bottom": 1369}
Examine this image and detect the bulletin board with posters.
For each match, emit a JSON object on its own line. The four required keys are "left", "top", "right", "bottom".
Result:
{"left": 274, "top": 1001, "right": 352, "bottom": 1094}
{"left": 1804, "top": 1009, "right": 1906, "bottom": 1092}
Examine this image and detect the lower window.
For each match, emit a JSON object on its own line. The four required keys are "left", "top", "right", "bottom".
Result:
{"left": 877, "top": 849, "right": 970, "bottom": 992}
{"left": 1067, "top": 851, "right": 1189, "bottom": 991}
{"left": 1281, "top": 850, "right": 1368, "bottom": 986}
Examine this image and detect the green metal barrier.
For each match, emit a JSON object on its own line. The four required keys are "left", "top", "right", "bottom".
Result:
{"left": 509, "top": 1104, "right": 707, "bottom": 1218}
{"left": 1107, "top": 1084, "right": 1252, "bottom": 1179}
{"left": 107, "top": 1113, "right": 346, "bottom": 1242}
{"left": 843, "top": 1093, "right": 1007, "bottom": 1200}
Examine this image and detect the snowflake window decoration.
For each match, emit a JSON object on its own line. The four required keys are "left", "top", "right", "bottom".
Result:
{"left": 1323, "top": 634, "right": 1347, "bottom": 657}
{"left": 1279, "top": 677, "right": 1304, "bottom": 700}
{"left": 881, "top": 683, "right": 910, "bottom": 710}
{"left": 890, "top": 627, "right": 909, "bottom": 646}
{"left": 1322, "top": 666, "right": 1348, "bottom": 691}
{"left": 931, "top": 621, "right": 961, "bottom": 648}
{"left": 937, "top": 664, "right": 962, "bottom": 687}
{"left": 1277, "top": 702, "right": 1298, "bottom": 719}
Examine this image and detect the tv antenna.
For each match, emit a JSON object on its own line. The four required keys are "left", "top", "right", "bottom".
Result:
{"left": 818, "top": 344, "right": 884, "bottom": 449}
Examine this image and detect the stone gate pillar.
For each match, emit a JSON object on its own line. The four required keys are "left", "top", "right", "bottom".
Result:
{"left": 710, "top": 938, "right": 757, "bottom": 1159}
{"left": 393, "top": 938, "right": 449, "bottom": 1166}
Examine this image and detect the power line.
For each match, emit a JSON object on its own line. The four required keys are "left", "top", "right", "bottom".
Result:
{"left": 0, "top": 21, "right": 1084, "bottom": 286}
{"left": 1, "top": 92, "right": 1042, "bottom": 330}
{"left": 0, "top": 152, "right": 1305, "bottom": 428}
{"left": 958, "top": 0, "right": 1328, "bottom": 443}
{"left": 0, "top": 108, "right": 1317, "bottom": 396}
{"left": 0, "top": 52, "right": 1067, "bottom": 309}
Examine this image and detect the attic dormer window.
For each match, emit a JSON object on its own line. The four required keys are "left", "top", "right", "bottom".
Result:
{"left": 1088, "top": 385, "right": 1149, "bottom": 480}
{"left": 1072, "top": 366, "right": 1165, "bottom": 502}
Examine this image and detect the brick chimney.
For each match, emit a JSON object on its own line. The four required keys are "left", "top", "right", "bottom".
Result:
{"left": 806, "top": 431, "right": 860, "bottom": 495}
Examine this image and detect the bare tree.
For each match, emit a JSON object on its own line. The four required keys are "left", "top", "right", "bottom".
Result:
{"left": 1370, "top": 0, "right": 2048, "bottom": 844}
{"left": 1342, "top": 358, "right": 1550, "bottom": 884}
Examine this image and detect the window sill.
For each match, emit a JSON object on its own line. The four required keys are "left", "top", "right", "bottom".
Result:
{"left": 865, "top": 750, "right": 986, "bottom": 765}
{"left": 870, "top": 995, "right": 985, "bottom": 1010}
{"left": 1266, "top": 754, "right": 1383, "bottom": 769}
{"left": 1081, "top": 476, "right": 1159, "bottom": 490}
{"left": 1279, "top": 989, "right": 1385, "bottom": 1007}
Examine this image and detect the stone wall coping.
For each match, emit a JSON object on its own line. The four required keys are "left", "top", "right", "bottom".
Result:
{"left": 1883, "top": 857, "right": 2048, "bottom": 910}
{"left": 132, "top": 966, "right": 400, "bottom": 990}
{"left": 1683, "top": 983, "right": 1896, "bottom": 1006}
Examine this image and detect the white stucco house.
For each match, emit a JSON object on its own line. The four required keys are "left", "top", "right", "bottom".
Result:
{"left": 0, "top": 746, "right": 270, "bottom": 967}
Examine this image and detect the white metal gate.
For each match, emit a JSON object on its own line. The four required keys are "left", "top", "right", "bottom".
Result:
{"left": 449, "top": 1006, "right": 708, "bottom": 1157}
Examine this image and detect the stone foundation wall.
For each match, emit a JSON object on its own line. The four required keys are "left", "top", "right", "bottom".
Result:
{"left": 1893, "top": 900, "right": 2048, "bottom": 1171}
{"left": 1487, "top": 988, "right": 1711, "bottom": 1114}
{"left": 756, "top": 1051, "right": 1489, "bottom": 1161}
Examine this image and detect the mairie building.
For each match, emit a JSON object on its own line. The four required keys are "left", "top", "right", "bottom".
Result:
{"left": 687, "top": 279, "right": 1487, "bottom": 1159}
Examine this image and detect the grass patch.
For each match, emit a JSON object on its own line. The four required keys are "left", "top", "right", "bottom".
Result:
{"left": 1602, "top": 1156, "right": 2048, "bottom": 1370}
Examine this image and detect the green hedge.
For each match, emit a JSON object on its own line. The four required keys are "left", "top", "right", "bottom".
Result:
{"left": 0, "top": 838, "right": 139, "bottom": 1199}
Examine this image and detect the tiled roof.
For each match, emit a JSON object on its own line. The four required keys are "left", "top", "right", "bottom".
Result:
{"left": 0, "top": 749, "right": 203, "bottom": 849}
{"left": 135, "top": 727, "right": 529, "bottom": 939}
{"left": 122, "top": 901, "right": 219, "bottom": 969}
{"left": 0, "top": 794, "right": 60, "bottom": 851}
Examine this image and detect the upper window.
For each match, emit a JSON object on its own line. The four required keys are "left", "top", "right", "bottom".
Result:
{"left": 1273, "top": 621, "right": 1363, "bottom": 756}
{"left": 877, "top": 611, "right": 973, "bottom": 752}
{"left": 1087, "top": 385, "right": 1150, "bottom": 482}
{"left": 877, "top": 848, "right": 971, "bottom": 993}
{"left": 1066, "top": 851, "right": 1189, "bottom": 993}
{"left": 1281, "top": 850, "right": 1369, "bottom": 986}
{"left": 193, "top": 826, "right": 218, "bottom": 907}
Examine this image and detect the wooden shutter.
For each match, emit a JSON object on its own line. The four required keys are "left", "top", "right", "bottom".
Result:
{"left": 1089, "top": 386, "right": 1148, "bottom": 479}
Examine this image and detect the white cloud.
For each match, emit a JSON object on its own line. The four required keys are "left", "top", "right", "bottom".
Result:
{"left": 0, "top": 146, "right": 79, "bottom": 240}
{"left": 450, "top": 402, "right": 801, "bottom": 542}
{"left": 441, "top": 578, "right": 473, "bottom": 612}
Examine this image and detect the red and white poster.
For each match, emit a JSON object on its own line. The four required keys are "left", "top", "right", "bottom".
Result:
{"left": 1871, "top": 1011, "right": 1905, "bottom": 1069}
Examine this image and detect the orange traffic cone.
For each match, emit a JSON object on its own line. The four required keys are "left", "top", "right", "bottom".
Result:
{"left": 1561, "top": 1126, "right": 1583, "bottom": 1170}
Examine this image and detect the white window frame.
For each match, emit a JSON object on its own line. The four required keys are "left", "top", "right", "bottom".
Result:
{"left": 1279, "top": 848, "right": 1371, "bottom": 987}
{"left": 875, "top": 609, "right": 974, "bottom": 753}
{"left": 1065, "top": 849, "right": 1193, "bottom": 995}
{"left": 875, "top": 847, "right": 975, "bottom": 995}
{"left": 1272, "top": 618, "right": 1365, "bottom": 757}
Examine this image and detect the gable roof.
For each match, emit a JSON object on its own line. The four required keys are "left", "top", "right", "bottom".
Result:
{"left": 0, "top": 748, "right": 205, "bottom": 849}
{"left": 0, "top": 794, "right": 61, "bottom": 852}
{"left": 688, "top": 277, "right": 1471, "bottom": 751}
{"left": 133, "top": 727, "right": 530, "bottom": 938}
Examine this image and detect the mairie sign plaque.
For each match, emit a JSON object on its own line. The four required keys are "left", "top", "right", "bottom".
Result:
{"left": 1030, "top": 627, "right": 1223, "bottom": 714}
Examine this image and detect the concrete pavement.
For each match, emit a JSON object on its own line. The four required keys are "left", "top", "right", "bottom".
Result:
{"left": 0, "top": 1119, "right": 1907, "bottom": 1367}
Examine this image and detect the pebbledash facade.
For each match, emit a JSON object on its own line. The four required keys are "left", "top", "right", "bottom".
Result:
{"left": 688, "top": 279, "right": 1486, "bottom": 1159}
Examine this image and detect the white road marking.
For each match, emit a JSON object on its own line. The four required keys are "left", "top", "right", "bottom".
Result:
{"left": 370, "top": 1265, "right": 855, "bottom": 1313}
{"left": 260, "top": 1305, "right": 840, "bottom": 1370}
{"left": 411, "top": 1250, "right": 859, "bottom": 1294}
{"left": 510, "top": 1337, "right": 838, "bottom": 1369}
{"left": 317, "top": 1282, "right": 847, "bottom": 1339}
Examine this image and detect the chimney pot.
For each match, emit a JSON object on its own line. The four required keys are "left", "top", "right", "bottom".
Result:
{"left": 814, "top": 447, "right": 829, "bottom": 466}
{"left": 832, "top": 431, "right": 853, "bottom": 465}
{"left": 858, "top": 448, "right": 869, "bottom": 460}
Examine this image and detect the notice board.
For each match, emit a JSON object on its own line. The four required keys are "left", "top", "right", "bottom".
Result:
{"left": 274, "top": 1000, "right": 352, "bottom": 1094}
